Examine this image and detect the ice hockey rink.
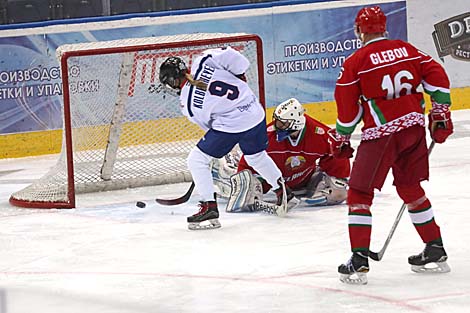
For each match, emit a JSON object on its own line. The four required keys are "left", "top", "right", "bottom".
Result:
{"left": 0, "top": 109, "right": 469, "bottom": 313}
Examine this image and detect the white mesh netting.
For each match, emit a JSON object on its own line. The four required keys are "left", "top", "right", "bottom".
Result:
{"left": 10, "top": 33, "right": 262, "bottom": 208}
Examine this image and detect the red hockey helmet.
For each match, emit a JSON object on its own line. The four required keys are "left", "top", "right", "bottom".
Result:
{"left": 354, "top": 6, "right": 387, "bottom": 34}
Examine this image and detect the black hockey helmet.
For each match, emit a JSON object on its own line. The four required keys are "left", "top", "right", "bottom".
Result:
{"left": 159, "top": 57, "right": 188, "bottom": 91}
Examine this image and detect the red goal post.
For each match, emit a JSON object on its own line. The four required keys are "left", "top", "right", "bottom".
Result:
{"left": 10, "top": 33, "right": 265, "bottom": 209}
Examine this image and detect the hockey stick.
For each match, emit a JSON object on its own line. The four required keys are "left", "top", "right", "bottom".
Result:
{"left": 369, "top": 140, "right": 436, "bottom": 261}
{"left": 253, "top": 198, "right": 300, "bottom": 217}
{"left": 155, "top": 182, "right": 195, "bottom": 205}
{"left": 253, "top": 199, "right": 287, "bottom": 217}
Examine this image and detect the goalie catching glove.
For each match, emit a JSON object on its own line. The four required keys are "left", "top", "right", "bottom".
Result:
{"left": 428, "top": 103, "right": 453, "bottom": 144}
{"left": 301, "top": 170, "right": 348, "bottom": 206}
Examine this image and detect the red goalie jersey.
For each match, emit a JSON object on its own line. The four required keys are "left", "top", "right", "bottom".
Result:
{"left": 238, "top": 115, "right": 350, "bottom": 191}
{"left": 335, "top": 38, "right": 451, "bottom": 140}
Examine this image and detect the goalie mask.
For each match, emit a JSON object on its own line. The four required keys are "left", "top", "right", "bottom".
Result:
{"left": 273, "top": 98, "right": 306, "bottom": 142}
{"left": 354, "top": 6, "right": 387, "bottom": 39}
{"left": 159, "top": 57, "right": 188, "bottom": 96}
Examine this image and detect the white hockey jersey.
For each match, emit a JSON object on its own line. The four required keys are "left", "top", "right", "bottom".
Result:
{"left": 179, "top": 47, "right": 265, "bottom": 133}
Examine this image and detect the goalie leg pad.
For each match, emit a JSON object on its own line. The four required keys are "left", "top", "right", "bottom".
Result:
{"left": 211, "top": 151, "right": 240, "bottom": 199}
{"left": 304, "top": 170, "right": 326, "bottom": 198}
{"left": 325, "top": 175, "right": 348, "bottom": 205}
{"left": 226, "top": 170, "right": 263, "bottom": 213}
{"left": 212, "top": 151, "right": 240, "bottom": 180}
{"left": 302, "top": 170, "right": 348, "bottom": 206}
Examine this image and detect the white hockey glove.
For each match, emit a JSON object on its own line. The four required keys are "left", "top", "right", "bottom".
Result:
{"left": 302, "top": 170, "right": 348, "bottom": 206}
{"left": 226, "top": 170, "right": 263, "bottom": 212}
{"left": 211, "top": 150, "right": 241, "bottom": 198}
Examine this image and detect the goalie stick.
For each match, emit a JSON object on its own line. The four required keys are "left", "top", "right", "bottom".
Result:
{"left": 253, "top": 198, "right": 297, "bottom": 217}
{"left": 369, "top": 140, "right": 436, "bottom": 261}
{"left": 155, "top": 182, "right": 195, "bottom": 205}
{"left": 226, "top": 170, "right": 295, "bottom": 216}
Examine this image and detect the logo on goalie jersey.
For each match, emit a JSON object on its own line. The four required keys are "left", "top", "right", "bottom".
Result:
{"left": 285, "top": 156, "right": 306, "bottom": 170}
{"left": 314, "top": 127, "right": 325, "bottom": 135}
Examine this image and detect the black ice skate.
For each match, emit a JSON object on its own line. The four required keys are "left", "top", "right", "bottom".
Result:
{"left": 338, "top": 251, "right": 370, "bottom": 285}
{"left": 187, "top": 200, "right": 221, "bottom": 230}
{"left": 408, "top": 242, "right": 450, "bottom": 273}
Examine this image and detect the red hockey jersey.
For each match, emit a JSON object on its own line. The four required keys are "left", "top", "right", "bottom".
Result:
{"left": 238, "top": 115, "right": 350, "bottom": 191}
{"left": 335, "top": 37, "right": 451, "bottom": 140}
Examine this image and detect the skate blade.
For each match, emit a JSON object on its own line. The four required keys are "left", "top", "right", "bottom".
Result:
{"left": 411, "top": 261, "right": 451, "bottom": 273}
{"left": 188, "top": 218, "right": 221, "bottom": 231}
{"left": 339, "top": 272, "right": 368, "bottom": 285}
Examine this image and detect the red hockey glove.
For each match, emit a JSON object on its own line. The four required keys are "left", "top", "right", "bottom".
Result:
{"left": 327, "top": 129, "right": 354, "bottom": 158}
{"left": 428, "top": 103, "right": 453, "bottom": 144}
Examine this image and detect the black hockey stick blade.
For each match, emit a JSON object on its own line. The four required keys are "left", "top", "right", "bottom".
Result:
{"left": 155, "top": 182, "right": 195, "bottom": 206}
{"left": 369, "top": 251, "right": 382, "bottom": 261}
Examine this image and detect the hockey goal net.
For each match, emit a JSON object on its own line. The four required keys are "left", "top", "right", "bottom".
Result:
{"left": 10, "top": 33, "right": 264, "bottom": 209}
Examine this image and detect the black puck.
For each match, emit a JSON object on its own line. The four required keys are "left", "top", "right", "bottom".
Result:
{"left": 136, "top": 201, "right": 146, "bottom": 208}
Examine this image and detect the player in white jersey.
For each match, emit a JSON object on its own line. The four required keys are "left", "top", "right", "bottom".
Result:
{"left": 159, "top": 47, "right": 296, "bottom": 230}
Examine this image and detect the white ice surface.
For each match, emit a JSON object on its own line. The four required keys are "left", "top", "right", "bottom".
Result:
{"left": 1, "top": 110, "right": 470, "bottom": 313}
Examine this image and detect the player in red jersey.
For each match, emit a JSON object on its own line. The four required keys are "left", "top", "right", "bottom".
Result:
{"left": 333, "top": 6, "right": 453, "bottom": 284}
{"left": 216, "top": 98, "right": 350, "bottom": 212}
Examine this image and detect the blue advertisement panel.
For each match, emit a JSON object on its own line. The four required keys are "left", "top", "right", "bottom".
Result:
{"left": 0, "top": 1, "right": 406, "bottom": 135}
